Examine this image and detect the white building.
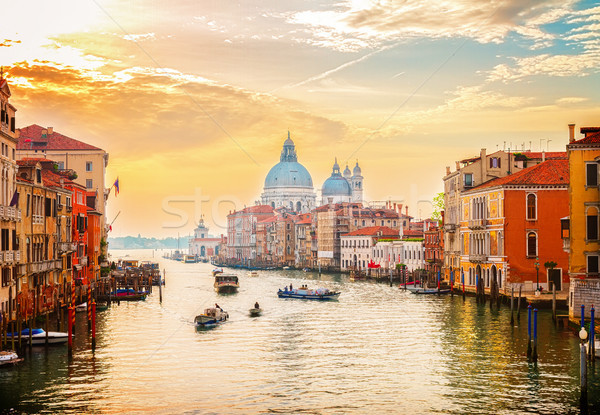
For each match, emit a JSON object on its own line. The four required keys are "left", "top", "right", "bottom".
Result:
{"left": 188, "top": 218, "right": 221, "bottom": 259}
{"left": 340, "top": 226, "right": 399, "bottom": 271}
{"left": 261, "top": 132, "right": 316, "bottom": 213}
{"left": 372, "top": 240, "right": 425, "bottom": 272}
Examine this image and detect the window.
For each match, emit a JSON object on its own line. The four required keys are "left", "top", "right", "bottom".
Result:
{"left": 464, "top": 173, "right": 473, "bottom": 187}
{"left": 527, "top": 232, "right": 537, "bottom": 257}
{"left": 86, "top": 162, "right": 93, "bottom": 172}
{"left": 490, "top": 157, "right": 501, "bottom": 169}
{"left": 587, "top": 207, "right": 599, "bottom": 240}
{"left": 86, "top": 179, "right": 93, "bottom": 189}
{"left": 588, "top": 255, "right": 599, "bottom": 275}
{"left": 586, "top": 163, "right": 598, "bottom": 187}
{"left": 57, "top": 161, "right": 64, "bottom": 170}
{"left": 526, "top": 194, "right": 537, "bottom": 220}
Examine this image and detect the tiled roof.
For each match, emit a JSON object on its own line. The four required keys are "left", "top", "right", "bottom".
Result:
{"left": 342, "top": 226, "right": 399, "bottom": 237}
{"left": 257, "top": 216, "right": 277, "bottom": 224}
{"left": 402, "top": 229, "right": 424, "bottom": 237}
{"left": 570, "top": 130, "right": 600, "bottom": 146}
{"left": 17, "top": 158, "right": 45, "bottom": 167}
{"left": 17, "top": 124, "right": 102, "bottom": 151}
{"left": 474, "top": 159, "right": 569, "bottom": 189}
{"left": 521, "top": 151, "right": 567, "bottom": 160}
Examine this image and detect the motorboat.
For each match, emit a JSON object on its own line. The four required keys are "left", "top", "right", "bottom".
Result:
{"left": 247, "top": 271, "right": 259, "bottom": 277}
{"left": 214, "top": 274, "right": 239, "bottom": 293}
{"left": 0, "top": 350, "right": 23, "bottom": 367}
{"left": 194, "top": 307, "right": 228, "bottom": 327}
{"left": 7, "top": 328, "right": 68, "bottom": 345}
{"left": 249, "top": 307, "right": 262, "bottom": 317}
{"left": 184, "top": 255, "right": 197, "bottom": 264}
{"left": 277, "top": 287, "right": 340, "bottom": 301}
{"left": 407, "top": 286, "right": 450, "bottom": 295}
{"left": 282, "top": 266, "right": 291, "bottom": 270}
{"left": 212, "top": 268, "right": 224, "bottom": 277}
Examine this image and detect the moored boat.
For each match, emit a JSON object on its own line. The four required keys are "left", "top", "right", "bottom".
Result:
{"left": 0, "top": 350, "right": 23, "bottom": 367}
{"left": 277, "top": 287, "right": 340, "bottom": 301}
{"left": 194, "top": 307, "right": 228, "bottom": 327}
{"left": 247, "top": 271, "right": 259, "bottom": 277}
{"left": 407, "top": 286, "right": 451, "bottom": 295}
{"left": 7, "top": 328, "right": 69, "bottom": 345}
{"left": 99, "top": 288, "right": 148, "bottom": 301}
{"left": 214, "top": 274, "right": 239, "bottom": 293}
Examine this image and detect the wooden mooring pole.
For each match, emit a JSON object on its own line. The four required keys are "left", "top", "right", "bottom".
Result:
{"left": 510, "top": 287, "right": 514, "bottom": 325}
{"left": 517, "top": 286, "right": 522, "bottom": 321}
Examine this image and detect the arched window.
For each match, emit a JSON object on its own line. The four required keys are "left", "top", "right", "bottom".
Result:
{"left": 296, "top": 201, "right": 302, "bottom": 212}
{"left": 527, "top": 232, "right": 537, "bottom": 257}
{"left": 526, "top": 194, "right": 537, "bottom": 220}
{"left": 587, "top": 207, "right": 599, "bottom": 241}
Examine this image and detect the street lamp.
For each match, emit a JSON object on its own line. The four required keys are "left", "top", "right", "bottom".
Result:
{"left": 534, "top": 257, "right": 540, "bottom": 292}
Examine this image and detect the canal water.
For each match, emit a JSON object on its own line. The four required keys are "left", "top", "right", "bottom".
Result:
{"left": 1, "top": 248, "right": 599, "bottom": 414}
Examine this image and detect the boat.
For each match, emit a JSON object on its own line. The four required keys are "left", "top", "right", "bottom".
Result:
{"left": 249, "top": 307, "right": 262, "bottom": 317}
{"left": 184, "top": 255, "right": 197, "bottom": 264}
{"left": 282, "top": 266, "right": 291, "bottom": 270}
{"left": 214, "top": 274, "right": 239, "bottom": 293}
{"left": 407, "top": 286, "right": 451, "bottom": 295}
{"left": 7, "top": 328, "right": 69, "bottom": 345}
{"left": 75, "top": 301, "right": 109, "bottom": 312}
{"left": 75, "top": 302, "right": 87, "bottom": 312}
{"left": 100, "top": 288, "right": 148, "bottom": 301}
{"left": 247, "top": 271, "right": 259, "bottom": 277}
{"left": 194, "top": 307, "right": 228, "bottom": 327}
{"left": 277, "top": 287, "right": 340, "bottom": 301}
{"left": 212, "top": 268, "right": 224, "bottom": 277}
{"left": 302, "top": 268, "right": 311, "bottom": 272}
{"left": 0, "top": 350, "right": 23, "bottom": 367}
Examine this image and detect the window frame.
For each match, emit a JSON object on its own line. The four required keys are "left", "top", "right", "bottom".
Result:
{"left": 526, "top": 193, "right": 537, "bottom": 221}
{"left": 586, "top": 162, "right": 598, "bottom": 187}
{"left": 526, "top": 231, "right": 537, "bottom": 258}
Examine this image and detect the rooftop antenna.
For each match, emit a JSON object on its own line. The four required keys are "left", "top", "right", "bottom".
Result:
{"left": 0, "top": 66, "right": 3, "bottom": 80}
{"left": 529, "top": 141, "right": 532, "bottom": 151}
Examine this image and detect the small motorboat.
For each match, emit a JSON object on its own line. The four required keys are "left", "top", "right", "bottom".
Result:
{"left": 282, "top": 266, "right": 291, "bottom": 270}
{"left": 249, "top": 307, "right": 262, "bottom": 317}
{"left": 214, "top": 274, "right": 239, "bottom": 294}
{"left": 247, "top": 271, "right": 259, "bottom": 277}
{"left": 75, "top": 302, "right": 87, "bottom": 312}
{"left": 195, "top": 307, "right": 228, "bottom": 327}
{"left": 407, "top": 286, "right": 451, "bottom": 295}
{"left": 7, "top": 328, "right": 68, "bottom": 345}
{"left": 212, "top": 268, "right": 224, "bottom": 277}
{"left": 302, "top": 268, "right": 311, "bottom": 272}
{"left": 110, "top": 288, "right": 148, "bottom": 301}
{"left": 0, "top": 350, "right": 23, "bottom": 367}
{"left": 277, "top": 287, "right": 340, "bottom": 301}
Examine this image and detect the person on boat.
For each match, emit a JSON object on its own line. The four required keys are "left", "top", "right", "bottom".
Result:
{"left": 215, "top": 303, "right": 222, "bottom": 311}
{"left": 284, "top": 286, "right": 288, "bottom": 292}
{"left": 289, "top": 283, "right": 293, "bottom": 291}
{"left": 254, "top": 302, "right": 260, "bottom": 309}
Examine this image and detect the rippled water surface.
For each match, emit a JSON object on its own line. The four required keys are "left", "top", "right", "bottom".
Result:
{"left": 1, "top": 249, "right": 599, "bottom": 414}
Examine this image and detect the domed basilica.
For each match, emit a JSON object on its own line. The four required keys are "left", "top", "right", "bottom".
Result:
{"left": 261, "top": 133, "right": 364, "bottom": 212}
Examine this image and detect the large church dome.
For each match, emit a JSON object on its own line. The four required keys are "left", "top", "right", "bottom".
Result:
{"left": 264, "top": 161, "right": 313, "bottom": 188}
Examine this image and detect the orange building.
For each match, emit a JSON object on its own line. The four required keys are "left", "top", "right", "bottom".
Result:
{"left": 459, "top": 159, "right": 569, "bottom": 293}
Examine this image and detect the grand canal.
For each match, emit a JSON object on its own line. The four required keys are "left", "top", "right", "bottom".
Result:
{"left": 1, "top": 249, "right": 599, "bottom": 414}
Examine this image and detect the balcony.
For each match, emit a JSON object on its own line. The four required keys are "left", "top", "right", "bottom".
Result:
{"left": 468, "top": 219, "right": 486, "bottom": 230}
{"left": 4, "top": 251, "right": 13, "bottom": 262}
{"left": 79, "top": 256, "right": 88, "bottom": 266}
{"left": 0, "top": 205, "right": 21, "bottom": 222}
{"left": 469, "top": 254, "right": 487, "bottom": 263}
{"left": 57, "top": 242, "right": 77, "bottom": 252}
{"left": 66, "top": 205, "right": 72, "bottom": 212}
{"left": 444, "top": 223, "right": 458, "bottom": 233}
{"left": 562, "top": 238, "right": 570, "bottom": 253}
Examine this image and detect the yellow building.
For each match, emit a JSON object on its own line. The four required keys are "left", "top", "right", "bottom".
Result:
{"left": 566, "top": 125, "right": 600, "bottom": 279}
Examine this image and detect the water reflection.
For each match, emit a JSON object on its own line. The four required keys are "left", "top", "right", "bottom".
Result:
{"left": 0, "top": 249, "right": 597, "bottom": 414}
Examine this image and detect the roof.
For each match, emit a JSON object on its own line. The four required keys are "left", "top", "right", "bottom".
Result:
{"left": 342, "top": 226, "right": 399, "bottom": 237}
{"left": 402, "top": 229, "right": 424, "bottom": 237}
{"left": 474, "top": 159, "right": 569, "bottom": 190}
{"left": 17, "top": 124, "right": 102, "bottom": 151}
{"left": 520, "top": 151, "right": 567, "bottom": 160}
{"left": 570, "top": 130, "right": 600, "bottom": 146}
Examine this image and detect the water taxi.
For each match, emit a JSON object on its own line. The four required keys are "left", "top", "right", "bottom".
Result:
{"left": 194, "top": 307, "right": 228, "bottom": 327}
{"left": 277, "top": 287, "right": 340, "bottom": 301}
{"left": 214, "top": 274, "right": 239, "bottom": 293}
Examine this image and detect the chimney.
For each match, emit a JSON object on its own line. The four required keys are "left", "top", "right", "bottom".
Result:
{"left": 48, "top": 127, "right": 53, "bottom": 135}
{"left": 568, "top": 124, "right": 575, "bottom": 143}
{"left": 480, "top": 148, "right": 487, "bottom": 179}
{"left": 455, "top": 161, "right": 460, "bottom": 171}
{"left": 41, "top": 129, "right": 47, "bottom": 138}
{"left": 542, "top": 151, "right": 545, "bottom": 162}
{"left": 446, "top": 166, "right": 451, "bottom": 175}
{"left": 405, "top": 206, "right": 408, "bottom": 216}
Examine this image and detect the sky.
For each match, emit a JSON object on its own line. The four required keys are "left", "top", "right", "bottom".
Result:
{"left": 1, "top": 0, "right": 599, "bottom": 238}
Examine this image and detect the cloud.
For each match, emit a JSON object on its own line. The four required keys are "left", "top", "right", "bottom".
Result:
{"left": 122, "top": 33, "right": 156, "bottom": 42}
{"left": 555, "top": 96, "right": 589, "bottom": 105}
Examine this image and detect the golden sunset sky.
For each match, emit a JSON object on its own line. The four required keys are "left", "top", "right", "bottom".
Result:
{"left": 2, "top": 0, "right": 599, "bottom": 237}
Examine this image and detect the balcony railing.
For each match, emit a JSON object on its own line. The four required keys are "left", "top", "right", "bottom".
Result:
{"left": 468, "top": 219, "right": 486, "bottom": 230}
{"left": 57, "top": 242, "right": 77, "bottom": 252}
{"left": 469, "top": 254, "right": 487, "bottom": 263}
{"left": 79, "top": 256, "right": 88, "bottom": 266}
{"left": 0, "top": 205, "right": 22, "bottom": 222}
{"left": 562, "top": 238, "right": 570, "bottom": 252}
{"left": 4, "top": 251, "right": 13, "bottom": 262}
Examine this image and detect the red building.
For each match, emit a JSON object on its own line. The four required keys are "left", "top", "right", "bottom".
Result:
{"left": 424, "top": 226, "right": 443, "bottom": 275}
{"left": 69, "top": 183, "right": 89, "bottom": 286}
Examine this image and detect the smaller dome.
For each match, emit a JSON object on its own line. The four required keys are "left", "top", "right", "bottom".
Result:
{"left": 284, "top": 131, "right": 294, "bottom": 147}
{"left": 322, "top": 176, "right": 352, "bottom": 196}
{"left": 353, "top": 161, "right": 362, "bottom": 176}
{"left": 343, "top": 165, "right": 351, "bottom": 178}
